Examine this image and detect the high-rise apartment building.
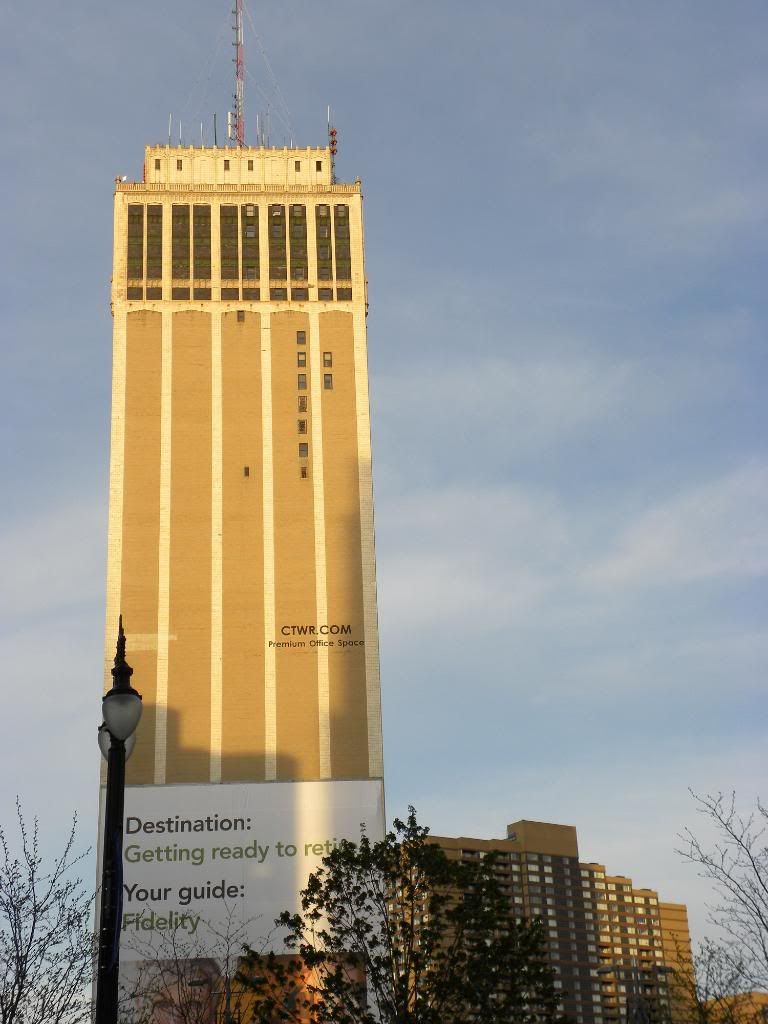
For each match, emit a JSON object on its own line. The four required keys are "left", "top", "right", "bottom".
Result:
{"left": 434, "top": 820, "right": 692, "bottom": 1024}
{"left": 106, "top": 145, "right": 382, "bottom": 788}
{"left": 102, "top": 146, "right": 385, "bottom": 987}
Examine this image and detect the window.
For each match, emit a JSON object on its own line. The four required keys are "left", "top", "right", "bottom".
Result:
{"left": 318, "top": 287, "right": 333, "bottom": 300}
{"left": 317, "top": 205, "right": 329, "bottom": 217}
{"left": 237, "top": 310, "right": 245, "bottom": 322}
{"left": 245, "top": 204, "right": 255, "bottom": 217}
{"left": 243, "top": 466, "right": 250, "bottom": 477}
{"left": 298, "top": 420, "right": 307, "bottom": 434}
{"left": 176, "top": 159, "right": 182, "bottom": 170}
{"left": 316, "top": 160, "right": 322, "bottom": 171}
{"left": 154, "top": 158, "right": 160, "bottom": 170}
{"left": 297, "top": 352, "right": 307, "bottom": 367}
{"left": 300, "top": 465, "right": 308, "bottom": 479}
{"left": 245, "top": 225, "right": 256, "bottom": 238}
{"left": 295, "top": 160, "right": 301, "bottom": 171}
{"left": 296, "top": 330, "right": 306, "bottom": 344}
{"left": 322, "top": 352, "right": 332, "bottom": 367}
{"left": 297, "top": 374, "right": 307, "bottom": 390}
{"left": 298, "top": 395, "right": 308, "bottom": 412}
{"left": 224, "top": 159, "right": 230, "bottom": 170}
{"left": 323, "top": 374, "right": 333, "bottom": 390}
{"left": 247, "top": 159, "right": 253, "bottom": 170}
{"left": 298, "top": 443, "right": 309, "bottom": 458}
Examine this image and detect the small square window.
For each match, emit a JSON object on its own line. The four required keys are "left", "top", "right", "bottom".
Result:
{"left": 300, "top": 465, "right": 309, "bottom": 479}
{"left": 298, "top": 420, "right": 307, "bottom": 434}
{"left": 298, "top": 395, "right": 308, "bottom": 411}
{"left": 317, "top": 205, "right": 329, "bottom": 217}
{"left": 296, "top": 330, "right": 306, "bottom": 345}
{"left": 297, "top": 352, "right": 307, "bottom": 367}
{"left": 245, "top": 204, "right": 255, "bottom": 217}
{"left": 243, "top": 466, "right": 250, "bottom": 477}
{"left": 318, "top": 268, "right": 332, "bottom": 280}
{"left": 316, "top": 160, "right": 322, "bottom": 171}
{"left": 295, "top": 160, "right": 301, "bottom": 171}
{"left": 154, "top": 159, "right": 160, "bottom": 170}
{"left": 298, "top": 442, "right": 309, "bottom": 458}
{"left": 176, "top": 159, "right": 182, "bottom": 170}
{"left": 247, "top": 159, "right": 253, "bottom": 171}
{"left": 323, "top": 374, "right": 333, "bottom": 390}
{"left": 322, "top": 352, "right": 332, "bottom": 367}
{"left": 318, "top": 288, "right": 333, "bottom": 301}
{"left": 236, "top": 310, "right": 245, "bottom": 322}
{"left": 297, "top": 374, "right": 307, "bottom": 390}
{"left": 224, "top": 159, "right": 230, "bottom": 170}
{"left": 244, "top": 225, "right": 256, "bottom": 238}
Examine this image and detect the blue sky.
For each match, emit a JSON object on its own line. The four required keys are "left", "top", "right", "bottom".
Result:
{"left": 1, "top": 0, "right": 766, "bottom": 944}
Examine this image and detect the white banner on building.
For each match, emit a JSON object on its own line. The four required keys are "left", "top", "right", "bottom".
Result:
{"left": 117, "top": 778, "right": 385, "bottom": 961}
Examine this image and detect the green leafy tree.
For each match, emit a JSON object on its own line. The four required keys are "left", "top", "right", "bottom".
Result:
{"left": 240, "top": 809, "right": 563, "bottom": 1024}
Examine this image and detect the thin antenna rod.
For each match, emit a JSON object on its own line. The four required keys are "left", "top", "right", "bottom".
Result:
{"left": 214, "top": 112, "right": 218, "bottom": 147}
{"left": 168, "top": 113, "right": 172, "bottom": 146}
{"left": 328, "top": 106, "right": 338, "bottom": 184}
{"left": 233, "top": 0, "right": 245, "bottom": 146}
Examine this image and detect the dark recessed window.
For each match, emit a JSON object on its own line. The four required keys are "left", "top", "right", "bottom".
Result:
{"left": 172, "top": 287, "right": 190, "bottom": 299}
{"left": 316, "top": 161, "right": 322, "bottom": 171}
{"left": 323, "top": 374, "right": 333, "bottom": 390}
{"left": 322, "top": 352, "right": 332, "bottom": 367}
{"left": 318, "top": 288, "right": 333, "bottom": 301}
{"left": 300, "top": 465, "right": 309, "bottom": 479}
{"left": 337, "top": 287, "right": 353, "bottom": 300}
{"left": 193, "top": 287, "right": 211, "bottom": 299}
{"left": 296, "top": 330, "right": 306, "bottom": 344}
{"left": 297, "top": 373, "right": 307, "bottom": 390}
{"left": 127, "top": 287, "right": 143, "bottom": 299}
{"left": 298, "top": 420, "right": 307, "bottom": 434}
{"left": 298, "top": 442, "right": 309, "bottom": 458}
{"left": 295, "top": 160, "right": 301, "bottom": 171}
{"left": 318, "top": 268, "right": 332, "bottom": 280}
{"left": 224, "top": 160, "right": 230, "bottom": 170}
{"left": 242, "top": 287, "right": 259, "bottom": 300}
{"left": 247, "top": 159, "right": 254, "bottom": 170}
{"left": 146, "top": 287, "right": 162, "bottom": 299}
{"left": 270, "top": 287, "right": 287, "bottom": 300}
{"left": 297, "top": 352, "right": 307, "bottom": 367}
{"left": 298, "top": 395, "right": 308, "bottom": 412}
{"left": 176, "top": 159, "right": 182, "bottom": 170}
{"left": 237, "top": 310, "right": 245, "bottom": 322}
{"left": 317, "top": 205, "right": 329, "bottom": 217}
{"left": 243, "top": 466, "right": 250, "bottom": 477}
{"left": 291, "top": 288, "right": 308, "bottom": 300}
{"left": 245, "top": 204, "right": 255, "bottom": 216}
{"left": 221, "top": 288, "right": 239, "bottom": 299}
{"left": 154, "top": 159, "right": 160, "bottom": 170}
{"left": 292, "top": 267, "right": 306, "bottom": 280}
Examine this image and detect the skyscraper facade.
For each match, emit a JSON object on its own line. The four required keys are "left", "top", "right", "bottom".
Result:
{"left": 434, "top": 819, "right": 692, "bottom": 1024}
{"left": 102, "top": 146, "right": 385, "bottom": 994}
{"left": 105, "top": 145, "right": 383, "bottom": 789}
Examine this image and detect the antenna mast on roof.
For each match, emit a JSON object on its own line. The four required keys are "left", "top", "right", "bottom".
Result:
{"left": 328, "top": 106, "right": 338, "bottom": 184}
{"left": 231, "top": 0, "right": 245, "bottom": 146}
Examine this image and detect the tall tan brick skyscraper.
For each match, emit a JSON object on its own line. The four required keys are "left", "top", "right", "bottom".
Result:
{"left": 105, "top": 145, "right": 383, "bottom": 791}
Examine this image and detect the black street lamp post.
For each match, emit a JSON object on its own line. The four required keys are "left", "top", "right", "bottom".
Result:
{"left": 95, "top": 617, "right": 143, "bottom": 1024}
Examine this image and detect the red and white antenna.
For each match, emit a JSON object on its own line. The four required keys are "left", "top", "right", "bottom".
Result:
{"left": 231, "top": 0, "right": 245, "bottom": 146}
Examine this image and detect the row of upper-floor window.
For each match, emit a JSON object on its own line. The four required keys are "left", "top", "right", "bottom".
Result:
{"left": 159, "top": 157, "right": 326, "bottom": 174}
{"left": 126, "top": 202, "right": 352, "bottom": 281}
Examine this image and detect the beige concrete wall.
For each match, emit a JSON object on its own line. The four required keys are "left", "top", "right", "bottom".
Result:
{"left": 108, "top": 165, "right": 382, "bottom": 789}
